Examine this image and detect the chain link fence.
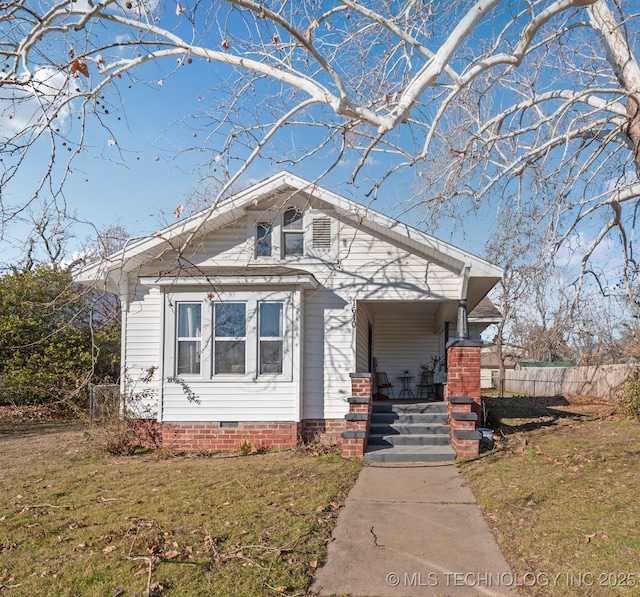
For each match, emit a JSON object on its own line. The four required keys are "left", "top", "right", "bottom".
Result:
{"left": 89, "top": 384, "right": 120, "bottom": 420}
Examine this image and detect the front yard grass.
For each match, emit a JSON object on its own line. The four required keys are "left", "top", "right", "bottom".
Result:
{"left": 0, "top": 419, "right": 360, "bottom": 596}
{"left": 459, "top": 395, "right": 640, "bottom": 596}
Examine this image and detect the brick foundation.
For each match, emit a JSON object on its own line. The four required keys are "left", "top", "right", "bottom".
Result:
{"left": 301, "top": 419, "right": 346, "bottom": 445}
{"left": 131, "top": 420, "right": 300, "bottom": 452}
{"left": 130, "top": 418, "right": 350, "bottom": 453}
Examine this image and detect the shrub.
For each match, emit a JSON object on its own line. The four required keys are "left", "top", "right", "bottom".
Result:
{"left": 614, "top": 366, "right": 640, "bottom": 417}
{"left": 0, "top": 265, "right": 120, "bottom": 405}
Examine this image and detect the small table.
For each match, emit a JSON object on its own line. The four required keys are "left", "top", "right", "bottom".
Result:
{"left": 396, "top": 374, "right": 415, "bottom": 399}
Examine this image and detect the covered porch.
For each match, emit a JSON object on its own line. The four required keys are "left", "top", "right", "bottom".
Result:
{"left": 354, "top": 298, "right": 479, "bottom": 401}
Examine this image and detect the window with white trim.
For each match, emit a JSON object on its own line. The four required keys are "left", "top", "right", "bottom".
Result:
{"left": 282, "top": 207, "right": 304, "bottom": 256}
{"left": 176, "top": 303, "right": 201, "bottom": 375}
{"left": 168, "top": 292, "right": 293, "bottom": 381}
{"left": 213, "top": 302, "right": 246, "bottom": 374}
{"left": 258, "top": 302, "right": 283, "bottom": 374}
{"left": 255, "top": 222, "right": 272, "bottom": 257}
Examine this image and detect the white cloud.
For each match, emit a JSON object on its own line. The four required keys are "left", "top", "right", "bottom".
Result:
{"left": 0, "top": 67, "right": 73, "bottom": 138}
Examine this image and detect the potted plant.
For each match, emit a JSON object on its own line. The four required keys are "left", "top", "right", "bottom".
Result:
{"left": 420, "top": 355, "right": 443, "bottom": 385}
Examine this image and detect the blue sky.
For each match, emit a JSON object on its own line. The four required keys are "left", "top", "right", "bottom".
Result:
{"left": 1, "top": 57, "right": 490, "bottom": 267}
{"left": 1, "top": 1, "right": 507, "bottom": 269}
{"left": 2, "top": 0, "right": 622, "bottom": 284}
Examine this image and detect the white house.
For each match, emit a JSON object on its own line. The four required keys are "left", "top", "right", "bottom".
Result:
{"left": 75, "top": 172, "right": 502, "bottom": 451}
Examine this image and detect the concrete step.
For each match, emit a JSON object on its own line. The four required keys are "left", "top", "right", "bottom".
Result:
{"left": 368, "top": 432, "right": 452, "bottom": 446}
{"left": 364, "top": 444, "right": 456, "bottom": 463}
{"left": 372, "top": 400, "right": 447, "bottom": 414}
{"left": 366, "top": 400, "right": 454, "bottom": 462}
{"left": 370, "top": 412, "right": 448, "bottom": 425}
{"left": 369, "top": 422, "right": 450, "bottom": 436}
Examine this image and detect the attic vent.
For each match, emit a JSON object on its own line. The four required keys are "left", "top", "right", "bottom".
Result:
{"left": 312, "top": 217, "right": 332, "bottom": 249}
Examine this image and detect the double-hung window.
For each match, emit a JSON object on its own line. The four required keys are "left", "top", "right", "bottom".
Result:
{"left": 176, "top": 303, "right": 202, "bottom": 375}
{"left": 282, "top": 207, "right": 304, "bottom": 256}
{"left": 214, "top": 303, "right": 246, "bottom": 374}
{"left": 170, "top": 293, "right": 291, "bottom": 380}
{"left": 258, "top": 302, "right": 284, "bottom": 374}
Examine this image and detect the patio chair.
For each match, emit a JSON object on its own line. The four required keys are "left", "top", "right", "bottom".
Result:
{"left": 416, "top": 370, "right": 435, "bottom": 400}
{"left": 374, "top": 371, "right": 395, "bottom": 400}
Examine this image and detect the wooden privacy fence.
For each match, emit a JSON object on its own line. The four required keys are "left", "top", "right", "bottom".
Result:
{"left": 503, "top": 364, "right": 634, "bottom": 399}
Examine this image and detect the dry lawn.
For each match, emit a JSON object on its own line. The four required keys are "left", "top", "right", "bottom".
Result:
{"left": 0, "top": 412, "right": 360, "bottom": 597}
{"left": 460, "top": 394, "right": 640, "bottom": 597}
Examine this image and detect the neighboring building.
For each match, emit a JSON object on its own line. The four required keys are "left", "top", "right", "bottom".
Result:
{"left": 480, "top": 343, "right": 522, "bottom": 389}
{"left": 75, "top": 172, "right": 503, "bottom": 450}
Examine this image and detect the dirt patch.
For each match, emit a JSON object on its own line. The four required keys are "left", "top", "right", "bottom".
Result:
{"left": 484, "top": 393, "right": 618, "bottom": 419}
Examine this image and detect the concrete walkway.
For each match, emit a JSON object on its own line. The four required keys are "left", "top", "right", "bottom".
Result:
{"left": 311, "top": 462, "right": 521, "bottom": 597}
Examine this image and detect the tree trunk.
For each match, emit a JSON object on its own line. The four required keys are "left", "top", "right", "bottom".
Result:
{"left": 588, "top": 0, "right": 640, "bottom": 170}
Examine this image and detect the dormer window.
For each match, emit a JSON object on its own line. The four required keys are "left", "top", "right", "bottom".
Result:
{"left": 255, "top": 222, "right": 272, "bottom": 257}
{"left": 282, "top": 207, "right": 304, "bottom": 256}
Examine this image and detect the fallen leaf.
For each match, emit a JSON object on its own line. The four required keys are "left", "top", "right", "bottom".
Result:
{"left": 164, "top": 550, "right": 179, "bottom": 560}
{"left": 102, "top": 545, "right": 117, "bottom": 553}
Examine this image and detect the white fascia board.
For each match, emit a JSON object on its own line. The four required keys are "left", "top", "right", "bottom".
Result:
{"left": 140, "top": 273, "right": 319, "bottom": 290}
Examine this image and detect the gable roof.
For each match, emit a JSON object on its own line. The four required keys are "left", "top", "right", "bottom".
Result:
{"left": 75, "top": 171, "right": 502, "bottom": 301}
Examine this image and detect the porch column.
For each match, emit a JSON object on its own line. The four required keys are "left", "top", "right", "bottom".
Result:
{"left": 446, "top": 340, "right": 482, "bottom": 417}
{"left": 341, "top": 373, "right": 372, "bottom": 459}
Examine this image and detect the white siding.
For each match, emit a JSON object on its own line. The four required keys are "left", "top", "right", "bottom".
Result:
{"left": 159, "top": 288, "right": 301, "bottom": 423}
{"left": 332, "top": 223, "right": 460, "bottom": 301}
{"left": 373, "top": 310, "right": 441, "bottom": 398}
{"left": 123, "top": 281, "right": 161, "bottom": 417}
{"left": 302, "top": 288, "right": 353, "bottom": 419}
{"left": 123, "top": 195, "right": 466, "bottom": 422}
{"left": 355, "top": 302, "right": 373, "bottom": 374}
{"left": 161, "top": 381, "right": 297, "bottom": 421}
